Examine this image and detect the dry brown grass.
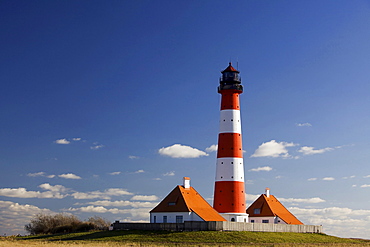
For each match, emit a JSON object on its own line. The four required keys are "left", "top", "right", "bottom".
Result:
{"left": 1, "top": 240, "right": 370, "bottom": 247}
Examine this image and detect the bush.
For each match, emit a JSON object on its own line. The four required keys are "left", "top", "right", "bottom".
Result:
{"left": 24, "top": 213, "right": 110, "bottom": 235}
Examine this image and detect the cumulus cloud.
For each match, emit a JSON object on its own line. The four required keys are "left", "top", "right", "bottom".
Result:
{"left": 134, "top": 170, "right": 145, "bottom": 173}
{"left": 308, "top": 178, "right": 318, "bottom": 181}
{"left": 251, "top": 140, "right": 298, "bottom": 158}
{"left": 205, "top": 144, "right": 218, "bottom": 153}
{"left": 0, "top": 184, "right": 68, "bottom": 199}
{"left": 58, "top": 173, "right": 82, "bottom": 179}
{"left": 131, "top": 195, "right": 159, "bottom": 201}
{"left": 296, "top": 123, "right": 312, "bottom": 127}
{"left": 90, "top": 144, "right": 104, "bottom": 150}
{"left": 78, "top": 200, "right": 157, "bottom": 208}
{"left": 322, "top": 177, "right": 335, "bottom": 181}
{"left": 289, "top": 207, "right": 370, "bottom": 238}
{"left": 27, "top": 172, "right": 55, "bottom": 178}
{"left": 298, "top": 146, "right": 334, "bottom": 155}
{"left": 67, "top": 206, "right": 149, "bottom": 219}
{"left": 129, "top": 155, "right": 139, "bottom": 159}
{"left": 54, "top": 138, "right": 70, "bottom": 144}
{"left": 248, "top": 166, "right": 273, "bottom": 172}
{"left": 72, "top": 138, "right": 82, "bottom": 141}
{"left": 0, "top": 200, "right": 54, "bottom": 235}
{"left": 279, "top": 197, "right": 325, "bottom": 204}
{"left": 163, "top": 171, "right": 175, "bottom": 176}
{"left": 71, "top": 188, "right": 133, "bottom": 200}
{"left": 158, "top": 144, "right": 208, "bottom": 158}
{"left": 108, "top": 172, "right": 121, "bottom": 175}
{"left": 360, "top": 184, "right": 370, "bottom": 188}
{"left": 38, "top": 183, "right": 68, "bottom": 193}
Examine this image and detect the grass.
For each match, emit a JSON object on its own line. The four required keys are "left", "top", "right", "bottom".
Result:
{"left": 1, "top": 230, "right": 370, "bottom": 246}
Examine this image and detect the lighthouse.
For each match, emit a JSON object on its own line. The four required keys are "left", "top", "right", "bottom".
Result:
{"left": 213, "top": 63, "right": 248, "bottom": 222}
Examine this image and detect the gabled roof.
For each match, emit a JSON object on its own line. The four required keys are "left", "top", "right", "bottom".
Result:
{"left": 222, "top": 62, "right": 239, "bottom": 73}
{"left": 246, "top": 194, "right": 303, "bottom": 225}
{"left": 150, "top": 185, "right": 226, "bottom": 222}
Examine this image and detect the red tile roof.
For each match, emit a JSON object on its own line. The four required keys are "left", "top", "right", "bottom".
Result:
{"left": 150, "top": 185, "right": 226, "bottom": 222}
{"left": 246, "top": 194, "right": 303, "bottom": 225}
{"left": 222, "top": 62, "right": 238, "bottom": 73}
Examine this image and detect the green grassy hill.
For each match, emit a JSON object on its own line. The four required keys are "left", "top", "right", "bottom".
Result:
{"left": 15, "top": 230, "right": 370, "bottom": 246}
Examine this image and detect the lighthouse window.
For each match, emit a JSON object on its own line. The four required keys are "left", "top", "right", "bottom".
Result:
{"left": 231, "top": 162, "right": 233, "bottom": 164}
{"left": 231, "top": 119, "right": 233, "bottom": 121}
{"left": 221, "top": 162, "right": 223, "bottom": 164}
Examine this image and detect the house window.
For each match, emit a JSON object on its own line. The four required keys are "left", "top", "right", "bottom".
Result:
{"left": 251, "top": 220, "right": 254, "bottom": 223}
{"left": 231, "top": 218, "right": 235, "bottom": 222}
{"left": 153, "top": 216, "right": 156, "bottom": 223}
{"left": 254, "top": 208, "right": 261, "bottom": 214}
{"left": 262, "top": 220, "right": 269, "bottom": 223}
{"left": 176, "top": 215, "right": 183, "bottom": 223}
{"left": 163, "top": 216, "right": 167, "bottom": 223}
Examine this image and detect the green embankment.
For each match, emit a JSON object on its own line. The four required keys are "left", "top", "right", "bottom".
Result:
{"left": 16, "top": 230, "right": 370, "bottom": 245}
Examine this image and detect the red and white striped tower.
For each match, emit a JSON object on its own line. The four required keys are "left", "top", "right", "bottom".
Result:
{"left": 213, "top": 63, "right": 248, "bottom": 222}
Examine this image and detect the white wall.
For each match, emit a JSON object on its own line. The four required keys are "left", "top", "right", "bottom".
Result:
{"left": 220, "top": 213, "right": 249, "bottom": 223}
{"left": 150, "top": 212, "right": 203, "bottom": 223}
{"left": 249, "top": 216, "right": 287, "bottom": 224}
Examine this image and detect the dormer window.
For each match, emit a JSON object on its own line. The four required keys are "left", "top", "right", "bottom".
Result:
{"left": 168, "top": 202, "right": 176, "bottom": 206}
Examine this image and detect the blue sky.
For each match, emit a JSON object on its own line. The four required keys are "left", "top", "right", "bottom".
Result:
{"left": 1, "top": 0, "right": 370, "bottom": 239}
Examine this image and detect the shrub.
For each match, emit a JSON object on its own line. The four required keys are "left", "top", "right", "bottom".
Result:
{"left": 24, "top": 213, "right": 110, "bottom": 235}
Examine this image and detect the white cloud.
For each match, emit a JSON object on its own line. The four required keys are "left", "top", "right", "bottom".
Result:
{"left": 158, "top": 144, "right": 208, "bottom": 158}
{"left": 131, "top": 195, "right": 159, "bottom": 201}
{"left": 363, "top": 175, "right": 370, "bottom": 178}
{"left": 251, "top": 140, "right": 298, "bottom": 158}
{"left": 248, "top": 166, "right": 273, "bottom": 172}
{"left": 90, "top": 144, "right": 104, "bottom": 150}
{"left": 153, "top": 178, "right": 162, "bottom": 181}
{"left": 79, "top": 200, "right": 157, "bottom": 208}
{"left": 163, "top": 171, "right": 175, "bottom": 176}
{"left": 279, "top": 197, "right": 325, "bottom": 204}
{"left": 38, "top": 183, "right": 68, "bottom": 193}
{"left": 108, "top": 172, "right": 121, "bottom": 175}
{"left": 0, "top": 186, "right": 67, "bottom": 199}
{"left": 58, "top": 173, "right": 82, "bottom": 179}
{"left": 27, "top": 172, "right": 46, "bottom": 177}
{"left": 54, "top": 138, "right": 70, "bottom": 144}
{"left": 322, "top": 177, "right": 335, "bottom": 181}
{"left": 298, "top": 146, "right": 334, "bottom": 155}
{"left": 27, "top": 172, "right": 55, "bottom": 178}
{"left": 308, "top": 178, "right": 318, "bottom": 181}
{"left": 67, "top": 206, "right": 149, "bottom": 218}
{"left": 0, "top": 200, "right": 54, "bottom": 235}
{"left": 134, "top": 169, "right": 145, "bottom": 173}
{"left": 129, "top": 155, "right": 139, "bottom": 159}
{"left": 72, "top": 138, "right": 81, "bottom": 141}
{"left": 343, "top": 175, "right": 356, "bottom": 179}
{"left": 71, "top": 188, "right": 133, "bottom": 200}
{"left": 360, "top": 184, "right": 370, "bottom": 188}
{"left": 205, "top": 144, "right": 218, "bottom": 153}
{"left": 289, "top": 207, "right": 370, "bottom": 238}
{"left": 296, "top": 123, "right": 312, "bottom": 127}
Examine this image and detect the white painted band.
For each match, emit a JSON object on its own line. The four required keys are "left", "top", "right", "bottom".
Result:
{"left": 215, "top": 157, "right": 244, "bottom": 182}
{"left": 219, "top": 109, "right": 242, "bottom": 133}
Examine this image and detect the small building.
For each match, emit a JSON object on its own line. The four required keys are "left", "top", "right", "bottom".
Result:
{"left": 247, "top": 188, "right": 303, "bottom": 225}
{"left": 150, "top": 177, "right": 226, "bottom": 223}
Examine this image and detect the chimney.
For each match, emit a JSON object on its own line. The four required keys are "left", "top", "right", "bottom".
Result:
{"left": 183, "top": 177, "right": 190, "bottom": 189}
{"left": 265, "top": 187, "right": 270, "bottom": 198}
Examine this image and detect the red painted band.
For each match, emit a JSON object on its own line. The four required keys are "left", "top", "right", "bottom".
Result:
{"left": 213, "top": 181, "right": 246, "bottom": 213}
{"left": 220, "top": 91, "right": 242, "bottom": 110}
{"left": 217, "top": 133, "right": 243, "bottom": 158}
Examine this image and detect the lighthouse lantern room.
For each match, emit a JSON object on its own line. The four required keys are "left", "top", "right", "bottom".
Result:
{"left": 213, "top": 62, "right": 248, "bottom": 222}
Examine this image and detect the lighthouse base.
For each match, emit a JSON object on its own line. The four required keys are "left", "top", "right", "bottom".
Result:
{"left": 220, "top": 213, "right": 249, "bottom": 223}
